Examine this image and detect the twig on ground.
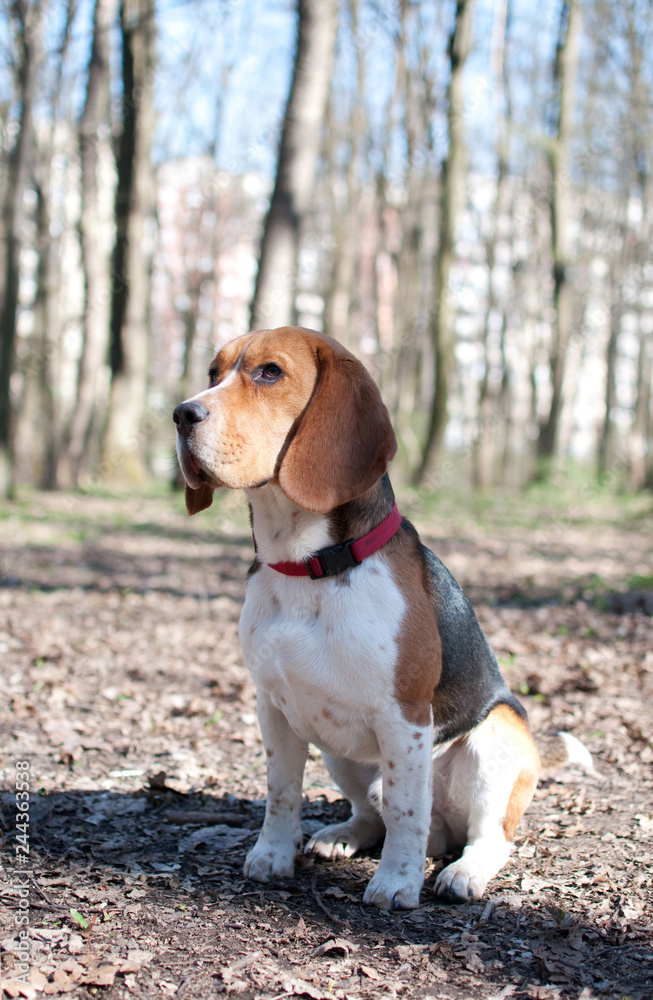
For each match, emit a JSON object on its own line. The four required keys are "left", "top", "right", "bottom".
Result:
{"left": 310, "top": 874, "right": 346, "bottom": 926}
{"left": 165, "top": 811, "right": 249, "bottom": 827}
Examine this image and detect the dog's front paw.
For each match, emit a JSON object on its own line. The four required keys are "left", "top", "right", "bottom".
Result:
{"left": 434, "top": 858, "right": 487, "bottom": 902}
{"left": 244, "top": 834, "right": 301, "bottom": 882}
{"left": 363, "top": 864, "right": 423, "bottom": 910}
{"left": 306, "top": 816, "right": 384, "bottom": 860}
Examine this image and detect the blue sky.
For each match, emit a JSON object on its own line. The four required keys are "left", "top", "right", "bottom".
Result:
{"left": 149, "top": 0, "right": 564, "bottom": 177}
{"left": 0, "top": 0, "right": 631, "bottom": 185}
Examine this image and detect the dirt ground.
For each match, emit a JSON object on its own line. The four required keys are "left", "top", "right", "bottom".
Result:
{"left": 1, "top": 485, "right": 652, "bottom": 1000}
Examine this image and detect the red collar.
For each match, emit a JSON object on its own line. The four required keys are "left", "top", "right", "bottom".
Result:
{"left": 266, "top": 502, "right": 402, "bottom": 580}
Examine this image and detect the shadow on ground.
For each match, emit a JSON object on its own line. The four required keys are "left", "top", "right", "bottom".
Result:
{"left": 1, "top": 787, "right": 651, "bottom": 1000}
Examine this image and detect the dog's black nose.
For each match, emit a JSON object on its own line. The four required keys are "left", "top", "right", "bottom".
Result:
{"left": 173, "top": 401, "right": 210, "bottom": 433}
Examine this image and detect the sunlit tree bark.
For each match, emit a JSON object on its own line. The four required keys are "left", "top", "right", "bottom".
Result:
{"left": 0, "top": 0, "right": 46, "bottom": 498}
{"left": 250, "top": 0, "right": 338, "bottom": 330}
{"left": 535, "top": 0, "right": 582, "bottom": 479}
{"left": 471, "top": 0, "right": 510, "bottom": 488}
{"left": 62, "top": 0, "right": 118, "bottom": 487}
{"left": 102, "top": 0, "right": 156, "bottom": 483}
{"left": 21, "top": 0, "right": 76, "bottom": 490}
{"left": 323, "top": 0, "right": 363, "bottom": 350}
{"left": 414, "top": 0, "right": 475, "bottom": 484}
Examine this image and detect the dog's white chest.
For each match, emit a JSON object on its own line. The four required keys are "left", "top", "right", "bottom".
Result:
{"left": 239, "top": 557, "right": 405, "bottom": 762}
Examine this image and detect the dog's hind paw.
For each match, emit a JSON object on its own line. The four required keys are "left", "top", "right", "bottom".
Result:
{"left": 305, "top": 816, "right": 384, "bottom": 860}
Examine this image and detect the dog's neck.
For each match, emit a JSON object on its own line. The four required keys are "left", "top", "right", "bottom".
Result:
{"left": 246, "top": 483, "right": 333, "bottom": 564}
{"left": 246, "top": 475, "right": 396, "bottom": 566}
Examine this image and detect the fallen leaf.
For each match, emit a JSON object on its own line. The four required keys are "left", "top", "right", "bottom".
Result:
{"left": 284, "top": 979, "right": 331, "bottom": 999}
{"left": 2, "top": 980, "right": 37, "bottom": 999}
{"left": 67, "top": 934, "right": 84, "bottom": 955}
{"left": 222, "top": 951, "right": 263, "bottom": 983}
{"left": 463, "top": 950, "right": 485, "bottom": 973}
{"left": 58, "top": 959, "right": 85, "bottom": 975}
{"left": 313, "top": 937, "right": 360, "bottom": 957}
{"left": 120, "top": 950, "right": 154, "bottom": 972}
{"left": 82, "top": 965, "right": 118, "bottom": 987}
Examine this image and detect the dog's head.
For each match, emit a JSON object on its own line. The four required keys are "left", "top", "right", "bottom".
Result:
{"left": 174, "top": 327, "right": 397, "bottom": 515}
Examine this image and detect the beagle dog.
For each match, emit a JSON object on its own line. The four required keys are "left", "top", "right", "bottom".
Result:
{"left": 173, "top": 326, "right": 592, "bottom": 909}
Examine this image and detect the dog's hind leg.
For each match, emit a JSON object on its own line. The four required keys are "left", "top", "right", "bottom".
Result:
{"left": 305, "top": 755, "right": 385, "bottom": 859}
{"left": 434, "top": 704, "right": 540, "bottom": 903}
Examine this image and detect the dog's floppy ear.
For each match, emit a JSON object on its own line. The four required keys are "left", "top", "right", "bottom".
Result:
{"left": 278, "top": 344, "right": 397, "bottom": 513}
{"left": 185, "top": 483, "right": 214, "bottom": 515}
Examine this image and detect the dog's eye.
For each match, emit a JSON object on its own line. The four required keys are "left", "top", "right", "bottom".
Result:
{"left": 254, "top": 363, "right": 284, "bottom": 384}
{"left": 208, "top": 368, "right": 219, "bottom": 387}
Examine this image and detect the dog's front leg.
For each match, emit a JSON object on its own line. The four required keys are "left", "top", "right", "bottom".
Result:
{"left": 363, "top": 716, "right": 433, "bottom": 910}
{"left": 244, "top": 692, "right": 308, "bottom": 882}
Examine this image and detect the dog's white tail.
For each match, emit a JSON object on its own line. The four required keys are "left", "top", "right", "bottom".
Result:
{"left": 537, "top": 732, "right": 594, "bottom": 780}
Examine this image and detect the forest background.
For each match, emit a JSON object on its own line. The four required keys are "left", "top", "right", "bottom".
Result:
{"left": 2, "top": 4, "right": 653, "bottom": 996}
{"left": 0, "top": 0, "right": 652, "bottom": 499}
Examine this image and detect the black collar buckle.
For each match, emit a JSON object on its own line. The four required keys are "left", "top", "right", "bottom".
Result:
{"left": 306, "top": 539, "right": 358, "bottom": 579}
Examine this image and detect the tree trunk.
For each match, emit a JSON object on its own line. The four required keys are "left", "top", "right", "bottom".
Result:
{"left": 0, "top": 0, "right": 45, "bottom": 497}
{"left": 249, "top": 0, "right": 338, "bottom": 330}
{"left": 20, "top": 0, "right": 76, "bottom": 490}
{"left": 535, "top": 0, "right": 582, "bottom": 479}
{"left": 389, "top": 1, "right": 422, "bottom": 427}
{"left": 471, "top": 0, "right": 510, "bottom": 489}
{"left": 414, "top": 0, "right": 475, "bottom": 484}
{"left": 629, "top": 319, "right": 651, "bottom": 490}
{"left": 102, "top": 0, "right": 156, "bottom": 484}
{"left": 61, "top": 0, "right": 118, "bottom": 488}
{"left": 597, "top": 283, "right": 621, "bottom": 482}
{"left": 623, "top": 2, "right": 651, "bottom": 489}
{"left": 177, "top": 276, "right": 203, "bottom": 406}
{"left": 30, "top": 174, "right": 61, "bottom": 489}
{"left": 323, "top": 0, "right": 364, "bottom": 350}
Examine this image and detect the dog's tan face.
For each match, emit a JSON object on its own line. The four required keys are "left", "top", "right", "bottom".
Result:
{"left": 176, "top": 328, "right": 318, "bottom": 493}
{"left": 174, "top": 326, "right": 397, "bottom": 516}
